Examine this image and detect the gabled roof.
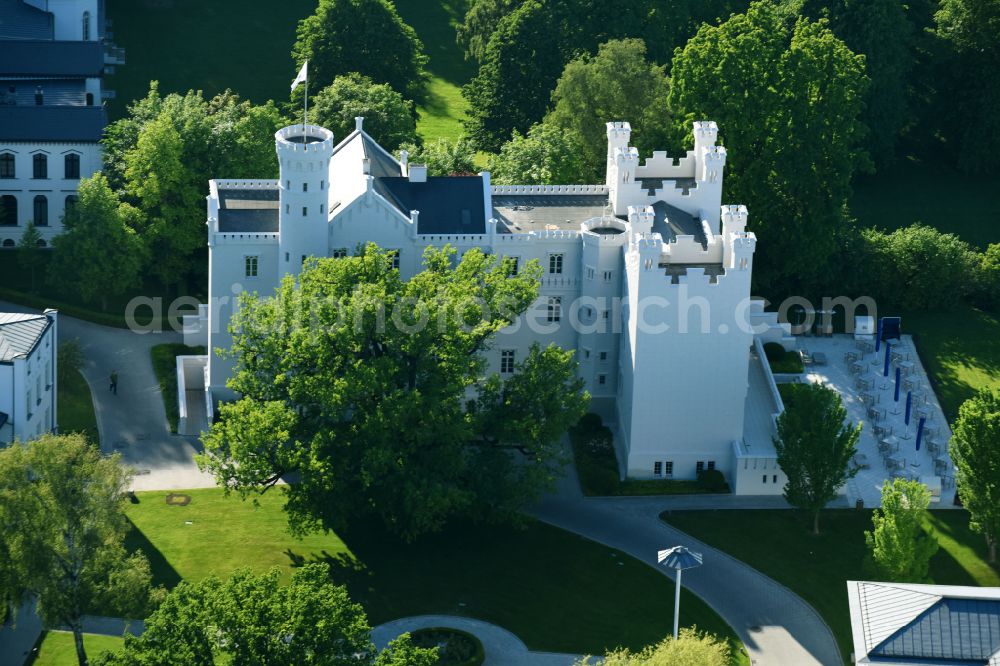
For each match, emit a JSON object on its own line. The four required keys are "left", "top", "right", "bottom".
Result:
{"left": 0, "top": 105, "right": 106, "bottom": 142}
{"left": 216, "top": 186, "right": 279, "bottom": 233}
{"left": 0, "top": 0, "right": 54, "bottom": 40}
{"left": 375, "top": 176, "right": 486, "bottom": 235}
{"left": 329, "top": 128, "right": 402, "bottom": 179}
{"left": 0, "top": 40, "right": 104, "bottom": 77}
{"left": 0, "top": 312, "right": 50, "bottom": 362}
{"left": 849, "top": 581, "right": 1000, "bottom": 666}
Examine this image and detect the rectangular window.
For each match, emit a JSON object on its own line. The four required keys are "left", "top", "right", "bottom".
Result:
{"left": 603, "top": 270, "right": 613, "bottom": 282}
{"left": 602, "top": 310, "right": 609, "bottom": 320}
{"left": 285, "top": 252, "right": 289, "bottom": 262}
{"left": 507, "top": 256, "right": 519, "bottom": 275}
{"left": 707, "top": 461, "right": 716, "bottom": 471}
{"left": 500, "top": 349, "right": 515, "bottom": 374}
{"left": 664, "top": 461, "right": 674, "bottom": 476}
{"left": 696, "top": 461, "right": 705, "bottom": 474}
{"left": 0, "top": 153, "right": 14, "bottom": 178}
{"left": 33, "top": 153, "right": 47, "bottom": 179}
{"left": 302, "top": 206, "right": 307, "bottom": 216}
{"left": 773, "top": 474, "right": 778, "bottom": 484}
{"left": 303, "top": 182, "right": 308, "bottom": 192}
{"left": 599, "top": 351, "right": 608, "bottom": 362}
{"left": 582, "top": 348, "right": 591, "bottom": 360}
{"left": 547, "top": 296, "right": 561, "bottom": 323}
{"left": 389, "top": 250, "right": 400, "bottom": 270}
{"left": 548, "top": 253, "right": 563, "bottom": 274}
{"left": 320, "top": 204, "right": 324, "bottom": 214}
{"left": 762, "top": 475, "right": 768, "bottom": 484}
{"left": 654, "top": 461, "right": 663, "bottom": 477}
{"left": 285, "top": 204, "right": 289, "bottom": 214}
{"left": 586, "top": 266, "right": 595, "bottom": 280}
{"left": 64, "top": 153, "right": 80, "bottom": 179}
{"left": 244, "top": 255, "right": 258, "bottom": 278}
{"left": 332, "top": 248, "right": 348, "bottom": 259}
{"left": 598, "top": 374, "right": 607, "bottom": 386}
{"left": 301, "top": 255, "right": 307, "bottom": 266}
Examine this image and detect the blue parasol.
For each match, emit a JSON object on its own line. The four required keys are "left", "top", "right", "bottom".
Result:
{"left": 895, "top": 367, "right": 901, "bottom": 401}
{"left": 883, "top": 341, "right": 892, "bottom": 377}
{"left": 876, "top": 317, "right": 883, "bottom": 353}
{"left": 915, "top": 416, "right": 926, "bottom": 451}
{"left": 905, "top": 391, "right": 912, "bottom": 425}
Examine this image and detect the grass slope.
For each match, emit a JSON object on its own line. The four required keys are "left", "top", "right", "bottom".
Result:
{"left": 150, "top": 343, "right": 206, "bottom": 433}
{"left": 57, "top": 368, "right": 99, "bottom": 445}
{"left": 32, "top": 631, "right": 125, "bottom": 666}
{"left": 105, "top": 0, "right": 316, "bottom": 116}
{"left": 662, "top": 509, "right": 1000, "bottom": 665}
{"left": 851, "top": 159, "right": 997, "bottom": 249}
{"left": 125, "top": 488, "right": 746, "bottom": 660}
{"left": 904, "top": 307, "right": 1000, "bottom": 419}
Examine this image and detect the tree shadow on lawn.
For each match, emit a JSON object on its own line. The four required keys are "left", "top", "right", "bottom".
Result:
{"left": 124, "top": 516, "right": 183, "bottom": 591}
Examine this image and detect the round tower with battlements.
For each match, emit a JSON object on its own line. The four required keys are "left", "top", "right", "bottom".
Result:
{"left": 275, "top": 124, "right": 335, "bottom": 276}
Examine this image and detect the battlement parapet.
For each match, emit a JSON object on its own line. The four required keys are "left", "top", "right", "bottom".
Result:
{"left": 490, "top": 184, "right": 608, "bottom": 195}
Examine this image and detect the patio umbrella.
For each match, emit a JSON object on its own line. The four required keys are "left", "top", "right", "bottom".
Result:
{"left": 916, "top": 416, "right": 926, "bottom": 451}
{"left": 883, "top": 341, "right": 892, "bottom": 377}
{"left": 876, "top": 318, "right": 883, "bottom": 353}
{"left": 894, "top": 368, "right": 901, "bottom": 401}
{"left": 905, "top": 391, "right": 913, "bottom": 425}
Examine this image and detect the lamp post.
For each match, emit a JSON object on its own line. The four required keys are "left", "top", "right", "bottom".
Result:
{"left": 658, "top": 545, "right": 703, "bottom": 640}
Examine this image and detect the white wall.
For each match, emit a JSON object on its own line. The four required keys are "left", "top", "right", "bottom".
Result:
{"left": 0, "top": 312, "right": 57, "bottom": 444}
{"left": 23, "top": 0, "right": 100, "bottom": 40}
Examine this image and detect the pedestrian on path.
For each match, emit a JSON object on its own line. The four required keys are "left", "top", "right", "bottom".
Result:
{"left": 109, "top": 370, "right": 118, "bottom": 395}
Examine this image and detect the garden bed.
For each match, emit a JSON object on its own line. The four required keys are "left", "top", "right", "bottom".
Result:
{"left": 410, "top": 628, "right": 485, "bottom": 666}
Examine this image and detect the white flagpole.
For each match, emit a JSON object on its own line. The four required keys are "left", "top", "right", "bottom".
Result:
{"left": 303, "top": 65, "right": 308, "bottom": 129}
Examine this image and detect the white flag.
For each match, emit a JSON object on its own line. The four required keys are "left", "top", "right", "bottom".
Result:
{"left": 291, "top": 61, "right": 308, "bottom": 92}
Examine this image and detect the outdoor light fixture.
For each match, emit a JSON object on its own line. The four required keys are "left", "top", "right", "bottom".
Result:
{"left": 658, "top": 545, "right": 703, "bottom": 640}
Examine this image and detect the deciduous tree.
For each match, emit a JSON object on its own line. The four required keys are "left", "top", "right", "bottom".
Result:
{"left": 950, "top": 389, "right": 1000, "bottom": 562}
{"left": 669, "top": 0, "right": 870, "bottom": 295}
{"left": 865, "top": 478, "right": 938, "bottom": 581}
{"left": 0, "top": 434, "right": 157, "bottom": 666}
{"left": 199, "top": 245, "right": 588, "bottom": 539}
{"left": 546, "top": 39, "right": 671, "bottom": 182}
{"left": 456, "top": 0, "right": 526, "bottom": 63}
{"left": 17, "top": 221, "right": 44, "bottom": 292}
{"left": 48, "top": 174, "right": 145, "bottom": 312}
{"left": 774, "top": 382, "right": 861, "bottom": 534}
{"left": 577, "top": 628, "right": 731, "bottom": 665}
{"left": 311, "top": 74, "right": 417, "bottom": 150}
{"left": 292, "top": 0, "right": 428, "bottom": 101}
{"left": 488, "top": 122, "right": 589, "bottom": 185}
{"left": 397, "top": 138, "right": 478, "bottom": 176}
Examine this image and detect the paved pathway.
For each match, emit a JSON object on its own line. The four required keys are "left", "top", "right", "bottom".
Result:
{"left": 372, "top": 615, "right": 582, "bottom": 665}
{"left": 530, "top": 469, "right": 843, "bottom": 666}
{"left": 0, "top": 301, "right": 215, "bottom": 490}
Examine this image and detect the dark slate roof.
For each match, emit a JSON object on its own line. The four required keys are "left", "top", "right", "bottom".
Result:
{"left": 0, "top": 105, "right": 105, "bottom": 141}
{"left": 651, "top": 200, "right": 705, "bottom": 246}
{"left": 872, "top": 598, "right": 1000, "bottom": 664}
{"left": 217, "top": 187, "right": 279, "bottom": 233}
{"left": 0, "top": 40, "right": 104, "bottom": 76}
{"left": 0, "top": 0, "right": 53, "bottom": 40}
{"left": 375, "top": 176, "right": 486, "bottom": 235}
{"left": 0, "top": 312, "right": 50, "bottom": 362}
{"left": 360, "top": 133, "right": 402, "bottom": 178}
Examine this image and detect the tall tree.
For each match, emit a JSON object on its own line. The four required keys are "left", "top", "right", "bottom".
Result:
{"left": 669, "top": 0, "right": 870, "bottom": 296}
{"left": 577, "top": 628, "right": 731, "bottom": 665}
{"left": 933, "top": 0, "right": 1000, "bottom": 172}
{"left": 48, "top": 174, "right": 146, "bottom": 312}
{"left": 292, "top": 0, "right": 428, "bottom": 101}
{"left": 546, "top": 38, "right": 672, "bottom": 181}
{"left": 397, "top": 138, "right": 478, "bottom": 176}
{"left": 311, "top": 73, "right": 417, "bottom": 150}
{"left": 865, "top": 479, "right": 939, "bottom": 582}
{"left": 456, "top": 0, "right": 527, "bottom": 63}
{"left": 488, "top": 122, "right": 590, "bottom": 185}
{"left": 199, "top": 245, "right": 588, "bottom": 539}
{"left": 95, "top": 563, "right": 437, "bottom": 666}
{"left": 17, "top": 221, "right": 44, "bottom": 292}
{"left": 0, "top": 434, "right": 158, "bottom": 666}
{"left": 774, "top": 383, "right": 861, "bottom": 534}
{"left": 950, "top": 389, "right": 1000, "bottom": 562}
{"left": 799, "top": 0, "right": 914, "bottom": 164}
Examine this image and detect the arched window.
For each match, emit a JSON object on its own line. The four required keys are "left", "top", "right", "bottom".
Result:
{"left": 0, "top": 195, "right": 16, "bottom": 226}
{"left": 82, "top": 11, "right": 90, "bottom": 40}
{"left": 2, "top": 239, "right": 15, "bottom": 247}
{"left": 33, "top": 195, "right": 48, "bottom": 226}
{"left": 32, "top": 154, "right": 47, "bottom": 179}
{"left": 65, "top": 195, "right": 78, "bottom": 212}
{"left": 0, "top": 153, "right": 13, "bottom": 178}
{"left": 64, "top": 154, "right": 80, "bottom": 179}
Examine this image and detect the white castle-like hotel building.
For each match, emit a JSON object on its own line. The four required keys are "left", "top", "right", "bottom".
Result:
{"left": 184, "top": 118, "right": 795, "bottom": 494}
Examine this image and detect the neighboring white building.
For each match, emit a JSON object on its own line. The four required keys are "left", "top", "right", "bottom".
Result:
{"left": 0, "top": 310, "right": 58, "bottom": 444}
{"left": 0, "top": 0, "right": 122, "bottom": 245}
{"left": 847, "top": 580, "right": 1000, "bottom": 665}
{"left": 186, "top": 118, "right": 795, "bottom": 492}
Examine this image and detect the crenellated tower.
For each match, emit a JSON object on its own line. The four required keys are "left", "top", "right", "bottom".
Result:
{"left": 275, "top": 124, "right": 335, "bottom": 277}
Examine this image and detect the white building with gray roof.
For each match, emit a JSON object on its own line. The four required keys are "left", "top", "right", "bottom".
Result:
{"left": 186, "top": 118, "right": 795, "bottom": 491}
{"left": 0, "top": 309, "right": 58, "bottom": 444}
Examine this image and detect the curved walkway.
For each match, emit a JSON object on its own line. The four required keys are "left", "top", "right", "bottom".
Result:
{"left": 372, "top": 615, "right": 582, "bottom": 665}
{"left": 530, "top": 470, "right": 843, "bottom": 666}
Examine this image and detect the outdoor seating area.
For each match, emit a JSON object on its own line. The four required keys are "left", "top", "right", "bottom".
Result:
{"left": 794, "top": 333, "right": 956, "bottom": 507}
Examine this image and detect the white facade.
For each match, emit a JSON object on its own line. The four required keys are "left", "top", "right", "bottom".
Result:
{"left": 193, "top": 118, "right": 794, "bottom": 491}
{"left": 0, "top": 310, "right": 58, "bottom": 445}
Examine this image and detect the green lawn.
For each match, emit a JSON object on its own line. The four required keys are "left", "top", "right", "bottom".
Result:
{"left": 123, "top": 488, "right": 746, "bottom": 660}
{"left": 57, "top": 368, "right": 99, "bottom": 445}
{"left": 150, "top": 344, "right": 207, "bottom": 434}
{"left": 661, "top": 509, "right": 1000, "bottom": 665}
{"left": 851, "top": 159, "right": 997, "bottom": 250}
{"left": 902, "top": 307, "right": 1000, "bottom": 420}
{"left": 105, "top": 0, "right": 316, "bottom": 116}
{"left": 31, "top": 631, "right": 125, "bottom": 666}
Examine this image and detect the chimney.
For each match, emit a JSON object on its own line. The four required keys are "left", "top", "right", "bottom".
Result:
{"left": 399, "top": 149, "right": 409, "bottom": 176}
{"left": 408, "top": 164, "right": 427, "bottom": 183}
{"left": 362, "top": 158, "right": 371, "bottom": 175}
